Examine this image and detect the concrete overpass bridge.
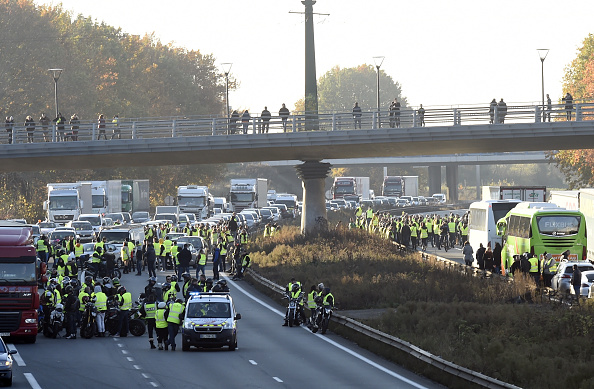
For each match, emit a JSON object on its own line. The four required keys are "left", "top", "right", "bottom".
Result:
{"left": 2, "top": 101, "right": 593, "bottom": 232}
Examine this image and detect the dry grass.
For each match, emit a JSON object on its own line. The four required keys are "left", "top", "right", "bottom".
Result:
{"left": 249, "top": 227, "right": 594, "bottom": 389}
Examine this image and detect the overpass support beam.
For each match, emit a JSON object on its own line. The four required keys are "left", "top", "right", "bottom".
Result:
{"left": 446, "top": 164, "right": 459, "bottom": 202}
{"left": 295, "top": 160, "right": 332, "bottom": 235}
{"left": 428, "top": 166, "right": 441, "bottom": 196}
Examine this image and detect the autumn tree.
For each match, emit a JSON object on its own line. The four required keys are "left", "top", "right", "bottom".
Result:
{"left": 550, "top": 34, "right": 594, "bottom": 188}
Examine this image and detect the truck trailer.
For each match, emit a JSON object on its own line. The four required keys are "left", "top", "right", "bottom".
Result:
{"left": 482, "top": 186, "right": 546, "bottom": 202}
{"left": 229, "top": 178, "right": 267, "bottom": 212}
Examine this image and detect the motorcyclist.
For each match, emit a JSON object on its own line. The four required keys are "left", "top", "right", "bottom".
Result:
{"left": 145, "top": 276, "right": 159, "bottom": 301}
{"left": 211, "top": 279, "right": 230, "bottom": 293}
{"left": 283, "top": 283, "right": 305, "bottom": 326}
{"left": 63, "top": 285, "right": 78, "bottom": 339}
{"left": 321, "top": 287, "right": 334, "bottom": 308}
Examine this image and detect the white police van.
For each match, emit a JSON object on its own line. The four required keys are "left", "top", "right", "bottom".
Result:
{"left": 181, "top": 293, "right": 240, "bottom": 351}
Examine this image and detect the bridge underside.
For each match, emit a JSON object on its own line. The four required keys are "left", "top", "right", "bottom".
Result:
{"left": 1, "top": 121, "right": 593, "bottom": 173}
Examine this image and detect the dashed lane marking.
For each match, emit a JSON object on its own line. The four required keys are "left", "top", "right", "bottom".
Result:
{"left": 249, "top": 360, "right": 258, "bottom": 365}
{"left": 133, "top": 365, "right": 141, "bottom": 370}
{"left": 228, "top": 278, "right": 429, "bottom": 389}
{"left": 121, "top": 349, "right": 129, "bottom": 355}
{"left": 24, "top": 373, "right": 42, "bottom": 389}
{"left": 142, "top": 373, "right": 150, "bottom": 379}
{"left": 127, "top": 357, "right": 134, "bottom": 362}
{"left": 150, "top": 382, "right": 159, "bottom": 387}
{"left": 7, "top": 344, "right": 25, "bottom": 366}
{"left": 273, "top": 377, "right": 283, "bottom": 383}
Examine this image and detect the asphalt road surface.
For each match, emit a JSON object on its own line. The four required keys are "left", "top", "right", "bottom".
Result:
{"left": 7, "top": 267, "right": 445, "bottom": 389}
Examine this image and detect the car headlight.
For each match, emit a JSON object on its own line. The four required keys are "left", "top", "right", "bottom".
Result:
{"left": 222, "top": 320, "right": 233, "bottom": 330}
{"left": 25, "top": 318, "right": 37, "bottom": 324}
{"left": 183, "top": 321, "right": 194, "bottom": 330}
{"left": 1, "top": 360, "right": 11, "bottom": 367}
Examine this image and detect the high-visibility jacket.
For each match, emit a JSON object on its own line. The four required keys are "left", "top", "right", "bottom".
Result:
{"left": 128, "top": 241, "right": 135, "bottom": 256}
{"left": 162, "top": 239, "right": 173, "bottom": 255}
{"left": 410, "top": 226, "right": 417, "bottom": 238}
{"left": 366, "top": 209, "right": 373, "bottom": 219}
{"left": 461, "top": 225, "right": 469, "bottom": 236}
{"left": 240, "top": 233, "right": 248, "bottom": 244}
{"left": 198, "top": 253, "right": 207, "bottom": 266}
{"left": 355, "top": 207, "right": 363, "bottom": 217}
{"left": 242, "top": 254, "right": 251, "bottom": 268}
{"left": 36, "top": 239, "right": 47, "bottom": 252}
{"left": 91, "top": 251, "right": 101, "bottom": 264}
{"left": 74, "top": 243, "right": 84, "bottom": 257}
{"left": 448, "top": 222, "right": 456, "bottom": 233}
{"left": 95, "top": 241, "right": 105, "bottom": 252}
{"left": 307, "top": 291, "right": 318, "bottom": 309}
{"left": 95, "top": 292, "right": 108, "bottom": 311}
{"left": 420, "top": 227, "right": 428, "bottom": 239}
{"left": 211, "top": 232, "right": 219, "bottom": 245}
{"left": 121, "top": 245, "right": 131, "bottom": 261}
{"left": 155, "top": 309, "right": 168, "bottom": 328}
{"left": 171, "top": 245, "right": 179, "bottom": 264}
{"left": 78, "top": 291, "right": 89, "bottom": 312}
{"left": 120, "top": 292, "right": 132, "bottom": 311}
{"left": 528, "top": 257, "right": 539, "bottom": 273}
{"left": 322, "top": 293, "right": 334, "bottom": 307}
{"left": 167, "top": 302, "right": 184, "bottom": 324}
{"left": 144, "top": 302, "right": 156, "bottom": 319}
{"left": 154, "top": 242, "right": 162, "bottom": 256}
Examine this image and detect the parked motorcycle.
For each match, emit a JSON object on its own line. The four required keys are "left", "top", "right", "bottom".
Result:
{"left": 104, "top": 300, "right": 146, "bottom": 336}
{"left": 311, "top": 299, "right": 332, "bottom": 334}
{"left": 285, "top": 292, "right": 305, "bottom": 327}
{"left": 80, "top": 300, "right": 98, "bottom": 339}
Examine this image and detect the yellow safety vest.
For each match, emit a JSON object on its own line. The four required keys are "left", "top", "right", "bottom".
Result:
{"left": 167, "top": 302, "right": 184, "bottom": 324}
{"left": 307, "top": 291, "right": 317, "bottom": 309}
{"left": 198, "top": 253, "right": 207, "bottom": 266}
{"left": 528, "top": 257, "right": 539, "bottom": 273}
{"left": 155, "top": 309, "right": 168, "bottom": 328}
{"left": 120, "top": 293, "right": 132, "bottom": 311}
{"left": 95, "top": 292, "right": 107, "bottom": 311}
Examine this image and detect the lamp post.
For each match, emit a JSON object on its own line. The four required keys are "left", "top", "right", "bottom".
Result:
{"left": 48, "top": 68, "right": 63, "bottom": 118}
{"left": 373, "top": 56, "right": 384, "bottom": 128}
{"left": 537, "top": 49, "right": 549, "bottom": 122}
{"left": 221, "top": 63, "right": 232, "bottom": 118}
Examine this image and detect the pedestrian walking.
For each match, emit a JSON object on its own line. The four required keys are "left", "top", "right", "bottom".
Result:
{"left": 279, "top": 103, "right": 290, "bottom": 132}
{"left": 261, "top": 107, "right": 271, "bottom": 133}
{"left": 571, "top": 264, "right": 582, "bottom": 304}
{"left": 166, "top": 299, "right": 185, "bottom": 351}
{"left": 25, "top": 115, "right": 35, "bottom": 143}
{"left": 417, "top": 104, "right": 425, "bottom": 127}
{"left": 462, "top": 241, "right": 474, "bottom": 267}
{"left": 352, "top": 102, "right": 362, "bottom": 129}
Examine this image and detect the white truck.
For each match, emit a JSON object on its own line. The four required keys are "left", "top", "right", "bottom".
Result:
{"left": 177, "top": 185, "right": 213, "bottom": 221}
{"left": 402, "top": 176, "right": 419, "bottom": 197}
{"left": 213, "top": 197, "right": 232, "bottom": 213}
{"left": 45, "top": 183, "right": 84, "bottom": 224}
{"left": 482, "top": 186, "right": 546, "bottom": 202}
{"left": 155, "top": 205, "right": 180, "bottom": 215}
{"left": 229, "top": 178, "right": 267, "bottom": 212}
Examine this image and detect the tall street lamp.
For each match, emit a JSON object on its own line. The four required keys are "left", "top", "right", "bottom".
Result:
{"left": 221, "top": 63, "right": 232, "bottom": 119}
{"left": 48, "top": 68, "right": 63, "bottom": 118}
{"left": 537, "top": 49, "right": 549, "bottom": 122}
{"left": 373, "top": 56, "right": 384, "bottom": 128}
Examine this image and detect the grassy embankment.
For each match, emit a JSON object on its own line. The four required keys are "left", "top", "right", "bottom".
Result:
{"left": 248, "top": 226, "right": 594, "bottom": 389}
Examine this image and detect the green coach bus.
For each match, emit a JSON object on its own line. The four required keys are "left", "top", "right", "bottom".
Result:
{"left": 496, "top": 202, "right": 587, "bottom": 276}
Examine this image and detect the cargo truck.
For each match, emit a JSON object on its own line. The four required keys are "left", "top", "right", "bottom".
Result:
{"left": 177, "top": 185, "right": 213, "bottom": 221}
{"left": 44, "top": 183, "right": 84, "bottom": 224}
{"left": 0, "top": 222, "right": 40, "bottom": 343}
{"left": 229, "top": 178, "right": 267, "bottom": 212}
{"left": 482, "top": 186, "right": 546, "bottom": 202}
{"left": 382, "top": 176, "right": 419, "bottom": 197}
{"left": 121, "top": 179, "right": 150, "bottom": 214}
{"left": 331, "top": 177, "right": 371, "bottom": 201}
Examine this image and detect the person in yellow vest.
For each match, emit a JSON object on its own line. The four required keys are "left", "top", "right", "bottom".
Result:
{"left": 219, "top": 240, "right": 227, "bottom": 273}
{"left": 410, "top": 223, "right": 418, "bottom": 250}
{"left": 263, "top": 223, "right": 272, "bottom": 237}
{"left": 528, "top": 253, "right": 540, "bottom": 285}
{"left": 306, "top": 285, "right": 318, "bottom": 327}
{"left": 36, "top": 235, "right": 49, "bottom": 263}
{"left": 78, "top": 286, "right": 91, "bottom": 326}
{"left": 65, "top": 257, "right": 78, "bottom": 279}
{"left": 166, "top": 298, "right": 185, "bottom": 351}
{"left": 541, "top": 252, "right": 556, "bottom": 288}
{"left": 155, "top": 301, "right": 168, "bottom": 350}
{"left": 154, "top": 239, "right": 163, "bottom": 271}
{"left": 139, "top": 293, "right": 158, "bottom": 349}
{"left": 460, "top": 222, "right": 469, "bottom": 248}
{"left": 195, "top": 249, "right": 207, "bottom": 278}
{"left": 115, "top": 286, "right": 132, "bottom": 337}
{"left": 239, "top": 228, "right": 249, "bottom": 248}
{"left": 95, "top": 237, "right": 106, "bottom": 253}
{"left": 419, "top": 222, "right": 429, "bottom": 251}
{"left": 161, "top": 236, "right": 173, "bottom": 271}
{"left": 121, "top": 240, "right": 132, "bottom": 274}
{"left": 170, "top": 242, "right": 179, "bottom": 272}
{"left": 93, "top": 285, "right": 108, "bottom": 337}
{"left": 127, "top": 239, "right": 136, "bottom": 273}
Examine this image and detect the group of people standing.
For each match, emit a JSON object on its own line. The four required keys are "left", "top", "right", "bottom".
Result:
{"left": 228, "top": 104, "right": 291, "bottom": 134}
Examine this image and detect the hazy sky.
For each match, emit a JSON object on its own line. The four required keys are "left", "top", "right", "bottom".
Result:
{"left": 36, "top": 0, "right": 594, "bottom": 113}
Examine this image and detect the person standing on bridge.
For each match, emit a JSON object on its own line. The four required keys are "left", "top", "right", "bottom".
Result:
{"left": 389, "top": 98, "right": 401, "bottom": 128}
{"left": 563, "top": 92, "right": 573, "bottom": 121}
{"left": 241, "top": 110, "right": 251, "bottom": 134}
{"left": 111, "top": 114, "right": 120, "bottom": 139}
{"left": 417, "top": 104, "right": 425, "bottom": 127}
{"left": 279, "top": 103, "right": 290, "bottom": 132}
{"left": 97, "top": 114, "right": 107, "bottom": 140}
{"left": 546, "top": 94, "right": 552, "bottom": 122}
{"left": 352, "top": 102, "right": 362, "bottom": 129}
{"left": 488, "top": 99, "right": 497, "bottom": 124}
{"left": 229, "top": 110, "right": 239, "bottom": 134}
{"left": 497, "top": 98, "right": 507, "bottom": 124}
{"left": 261, "top": 107, "right": 271, "bottom": 133}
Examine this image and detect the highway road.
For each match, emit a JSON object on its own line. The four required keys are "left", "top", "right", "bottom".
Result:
{"left": 7, "top": 269, "right": 445, "bottom": 389}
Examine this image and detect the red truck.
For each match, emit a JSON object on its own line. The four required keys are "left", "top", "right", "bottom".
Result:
{"left": 0, "top": 222, "right": 40, "bottom": 343}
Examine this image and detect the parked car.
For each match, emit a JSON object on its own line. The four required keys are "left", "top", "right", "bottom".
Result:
{"left": 551, "top": 261, "right": 594, "bottom": 295}
{"left": 131, "top": 211, "right": 150, "bottom": 223}
{"left": 262, "top": 206, "right": 281, "bottom": 222}
{"left": 66, "top": 220, "right": 96, "bottom": 243}
{"left": 569, "top": 270, "right": 594, "bottom": 297}
{"left": 105, "top": 213, "right": 126, "bottom": 225}
{"left": 38, "top": 221, "right": 57, "bottom": 236}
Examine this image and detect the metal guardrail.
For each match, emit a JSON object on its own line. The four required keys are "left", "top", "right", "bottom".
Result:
{"left": 4, "top": 100, "right": 594, "bottom": 145}
{"left": 244, "top": 267, "right": 520, "bottom": 389}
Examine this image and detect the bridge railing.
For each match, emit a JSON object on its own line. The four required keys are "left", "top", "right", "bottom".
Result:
{"left": 4, "top": 101, "right": 594, "bottom": 144}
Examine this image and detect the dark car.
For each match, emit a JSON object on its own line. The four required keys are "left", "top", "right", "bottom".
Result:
{"left": 0, "top": 336, "right": 17, "bottom": 386}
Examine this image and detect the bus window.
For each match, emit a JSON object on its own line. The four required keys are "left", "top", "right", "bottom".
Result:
{"left": 536, "top": 215, "right": 581, "bottom": 236}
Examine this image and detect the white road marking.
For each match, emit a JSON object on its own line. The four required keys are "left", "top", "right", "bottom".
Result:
{"left": 24, "top": 373, "right": 42, "bottom": 389}
{"left": 249, "top": 359, "right": 258, "bottom": 365}
{"left": 7, "top": 344, "right": 25, "bottom": 366}
{"left": 117, "top": 343, "right": 124, "bottom": 347}
{"left": 142, "top": 373, "right": 150, "bottom": 379}
{"left": 150, "top": 382, "right": 159, "bottom": 387}
{"left": 273, "top": 377, "right": 283, "bottom": 383}
{"left": 133, "top": 365, "right": 141, "bottom": 370}
{"left": 228, "top": 278, "right": 429, "bottom": 389}
{"left": 127, "top": 357, "right": 134, "bottom": 362}
{"left": 121, "top": 349, "right": 129, "bottom": 355}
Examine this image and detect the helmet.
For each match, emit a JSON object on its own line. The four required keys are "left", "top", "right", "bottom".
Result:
{"left": 118, "top": 286, "right": 126, "bottom": 294}
{"left": 82, "top": 295, "right": 90, "bottom": 303}
{"left": 292, "top": 284, "right": 300, "bottom": 292}
{"left": 96, "top": 246, "right": 102, "bottom": 253}
{"left": 158, "top": 302, "right": 166, "bottom": 309}
{"left": 70, "top": 279, "right": 78, "bottom": 287}
{"left": 64, "top": 285, "right": 73, "bottom": 294}
{"left": 206, "top": 278, "right": 213, "bottom": 285}
{"left": 149, "top": 276, "right": 157, "bottom": 284}
{"left": 112, "top": 277, "right": 120, "bottom": 285}
{"left": 85, "top": 276, "right": 92, "bottom": 284}
{"left": 323, "top": 287, "right": 331, "bottom": 295}
{"left": 57, "top": 249, "right": 65, "bottom": 256}
{"left": 102, "top": 277, "right": 111, "bottom": 284}
{"left": 175, "top": 298, "right": 183, "bottom": 304}
{"left": 317, "top": 283, "right": 324, "bottom": 290}
{"left": 162, "top": 283, "right": 171, "bottom": 292}
{"left": 182, "top": 273, "right": 191, "bottom": 280}
{"left": 216, "top": 279, "right": 227, "bottom": 286}
{"left": 62, "top": 276, "right": 70, "bottom": 284}
{"left": 50, "top": 278, "right": 58, "bottom": 285}
{"left": 54, "top": 303, "right": 64, "bottom": 312}
{"left": 171, "top": 275, "right": 178, "bottom": 282}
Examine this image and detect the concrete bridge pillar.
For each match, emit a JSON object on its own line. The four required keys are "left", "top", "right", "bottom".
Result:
{"left": 295, "top": 160, "right": 332, "bottom": 234}
{"left": 428, "top": 165, "right": 441, "bottom": 196}
{"left": 446, "top": 164, "right": 459, "bottom": 202}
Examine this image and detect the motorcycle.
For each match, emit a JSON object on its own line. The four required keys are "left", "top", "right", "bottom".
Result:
{"left": 104, "top": 299, "right": 146, "bottom": 336}
{"left": 47, "top": 303, "right": 64, "bottom": 339}
{"left": 80, "top": 253, "right": 121, "bottom": 281}
{"left": 80, "top": 301, "right": 98, "bottom": 339}
{"left": 285, "top": 292, "right": 305, "bottom": 327}
{"left": 311, "top": 300, "right": 332, "bottom": 334}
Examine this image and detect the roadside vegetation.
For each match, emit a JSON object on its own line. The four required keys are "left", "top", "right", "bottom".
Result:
{"left": 249, "top": 226, "right": 594, "bottom": 389}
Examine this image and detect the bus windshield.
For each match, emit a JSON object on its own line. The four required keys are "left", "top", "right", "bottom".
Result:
{"left": 536, "top": 215, "right": 581, "bottom": 236}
